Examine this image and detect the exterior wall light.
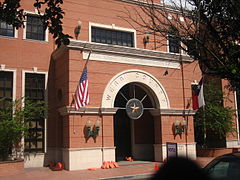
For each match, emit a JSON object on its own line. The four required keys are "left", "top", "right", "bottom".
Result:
{"left": 74, "top": 20, "right": 82, "bottom": 39}
{"left": 86, "top": 119, "right": 101, "bottom": 137}
{"left": 143, "top": 34, "right": 150, "bottom": 47}
{"left": 174, "top": 119, "right": 187, "bottom": 135}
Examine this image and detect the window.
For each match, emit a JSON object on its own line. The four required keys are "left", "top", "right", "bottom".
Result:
{"left": 24, "top": 73, "right": 45, "bottom": 152}
{"left": 0, "top": 21, "right": 14, "bottom": 37}
{"left": 26, "top": 14, "right": 45, "bottom": 41}
{"left": 91, "top": 27, "right": 134, "bottom": 47}
{"left": 0, "top": 71, "right": 13, "bottom": 108}
{"left": 169, "top": 35, "right": 180, "bottom": 53}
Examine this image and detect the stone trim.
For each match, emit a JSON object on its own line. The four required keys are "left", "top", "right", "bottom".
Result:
{"left": 150, "top": 109, "right": 196, "bottom": 116}
{"left": 115, "top": 0, "right": 183, "bottom": 14}
{"left": 58, "top": 106, "right": 118, "bottom": 116}
{"left": 59, "top": 106, "right": 196, "bottom": 116}
{"left": 101, "top": 69, "right": 170, "bottom": 108}
{"left": 62, "top": 147, "right": 116, "bottom": 151}
{"left": 68, "top": 40, "right": 193, "bottom": 63}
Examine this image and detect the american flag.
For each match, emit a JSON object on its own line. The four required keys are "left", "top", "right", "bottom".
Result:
{"left": 74, "top": 67, "right": 89, "bottom": 110}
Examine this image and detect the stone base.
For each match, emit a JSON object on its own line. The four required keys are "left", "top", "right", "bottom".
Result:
{"left": 154, "top": 142, "right": 196, "bottom": 162}
{"left": 24, "top": 153, "right": 45, "bottom": 168}
{"left": 226, "top": 140, "right": 240, "bottom": 148}
{"left": 62, "top": 147, "right": 115, "bottom": 170}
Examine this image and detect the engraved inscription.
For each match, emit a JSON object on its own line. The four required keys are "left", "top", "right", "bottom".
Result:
{"left": 102, "top": 70, "right": 169, "bottom": 109}
{"left": 142, "top": 74, "right": 146, "bottom": 80}
{"left": 114, "top": 80, "right": 119, "bottom": 86}
{"left": 136, "top": 72, "right": 140, "bottom": 78}
{"left": 109, "top": 86, "right": 115, "bottom": 92}
{"left": 119, "top": 75, "right": 125, "bottom": 82}
{"left": 106, "top": 95, "right": 111, "bottom": 100}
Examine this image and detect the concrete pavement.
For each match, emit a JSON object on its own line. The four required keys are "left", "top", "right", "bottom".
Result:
{"left": 0, "top": 158, "right": 214, "bottom": 180}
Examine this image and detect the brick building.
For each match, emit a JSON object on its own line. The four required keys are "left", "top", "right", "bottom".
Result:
{"left": 0, "top": 0, "right": 239, "bottom": 170}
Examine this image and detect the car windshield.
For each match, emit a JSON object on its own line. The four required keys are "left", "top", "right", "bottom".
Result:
{"left": 204, "top": 156, "right": 240, "bottom": 180}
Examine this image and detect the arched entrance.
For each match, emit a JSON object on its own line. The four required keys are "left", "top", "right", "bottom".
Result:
{"left": 114, "top": 83, "right": 155, "bottom": 161}
{"left": 101, "top": 69, "right": 170, "bottom": 162}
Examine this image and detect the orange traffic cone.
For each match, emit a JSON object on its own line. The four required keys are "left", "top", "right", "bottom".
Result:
{"left": 112, "top": 161, "right": 119, "bottom": 168}
{"left": 105, "top": 161, "right": 110, "bottom": 169}
{"left": 154, "top": 163, "right": 159, "bottom": 171}
{"left": 52, "top": 162, "right": 64, "bottom": 171}
{"left": 109, "top": 161, "right": 115, "bottom": 168}
{"left": 101, "top": 161, "right": 107, "bottom": 169}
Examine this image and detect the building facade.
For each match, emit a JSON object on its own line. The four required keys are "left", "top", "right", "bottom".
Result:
{"left": 0, "top": 0, "right": 239, "bottom": 170}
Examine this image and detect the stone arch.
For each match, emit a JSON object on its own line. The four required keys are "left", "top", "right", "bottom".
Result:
{"left": 101, "top": 69, "right": 170, "bottom": 109}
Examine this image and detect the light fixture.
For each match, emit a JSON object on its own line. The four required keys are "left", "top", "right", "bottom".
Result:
{"left": 86, "top": 119, "right": 101, "bottom": 137}
{"left": 74, "top": 20, "right": 82, "bottom": 40}
{"left": 174, "top": 119, "right": 187, "bottom": 135}
{"left": 143, "top": 34, "right": 150, "bottom": 45}
{"left": 182, "top": 119, "right": 187, "bottom": 133}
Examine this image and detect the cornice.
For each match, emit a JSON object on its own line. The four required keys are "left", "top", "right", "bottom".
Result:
{"left": 115, "top": 0, "right": 181, "bottom": 14}
{"left": 68, "top": 40, "right": 193, "bottom": 63}
{"left": 58, "top": 106, "right": 118, "bottom": 116}
{"left": 59, "top": 106, "right": 196, "bottom": 116}
{"left": 150, "top": 108, "right": 196, "bottom": 116}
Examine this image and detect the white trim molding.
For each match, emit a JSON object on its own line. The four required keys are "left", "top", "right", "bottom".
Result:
{"left": 0, "top": 67, "right": 17, "bottom": 101}
{"left": 23, "top": 10, "right": 49, "bottom": 42}
{"left": 22, "top": 69, "right": 48, "bottom": 155}
{"left": 101, "top": 69, "right": 170, "bottom": 109}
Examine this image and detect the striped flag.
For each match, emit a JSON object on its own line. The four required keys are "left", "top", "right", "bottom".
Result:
{"left": 192, "top": 78, "right": 205, "bottom": 110}
{"left": 74, "top": 67, "right": 89, "bottom": 110}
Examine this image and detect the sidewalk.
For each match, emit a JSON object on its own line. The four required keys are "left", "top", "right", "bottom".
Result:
{"left": 0, "top": 158, "right": 214, "bottom": 180}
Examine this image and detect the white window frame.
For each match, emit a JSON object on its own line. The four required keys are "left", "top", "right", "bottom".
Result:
{"left": 0, "top": 65, "right": 17, "bottom": 101}
{"left": 167, "top": 34, "right": 183, "bottom": 54}
{"left": 0, "top": 21, "right": 18, "bottom": 39}
{"left": 89, "top": 22, "right": 137, "bottom": 48}
{"left": 23, "top": 10, "right": 49, "bottom": 42}
{"left": 22, "top": 69, "right": 48, "bottom": 153}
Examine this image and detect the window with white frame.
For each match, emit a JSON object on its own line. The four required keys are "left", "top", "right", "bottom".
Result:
{"left": 0, "top": 21, "right": 14, "bottom": 37}
{"left": 26, "top": 14, "right": 45, "bottom": 41}
{"left": 24, "top": 73, "right": 45, "bottom": 152}
{"left": 168, "top": 35, "right": 180, "bottom": 53}
{"left": 91, "top": 26, "right": 134, "bottom": 47}
{"left": 0, "top": 71, "right": 13, "bottom": 108}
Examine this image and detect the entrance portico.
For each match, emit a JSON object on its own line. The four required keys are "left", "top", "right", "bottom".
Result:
{"left": 51, "top": 40, "right": 197, "bottom": 170}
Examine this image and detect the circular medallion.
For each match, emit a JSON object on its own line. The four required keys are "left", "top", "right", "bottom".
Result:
{"left": 126, "top": 98, "right": 144, "bottom": 119}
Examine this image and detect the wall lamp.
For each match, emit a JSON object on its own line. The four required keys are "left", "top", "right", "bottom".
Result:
{"left": 86, "top": 119, "right": 101, "bottom": 137}
{"left": 174, "top": 120, "right": 187, "bottom": 135}
{"left": 143, "top": 34, "right": 150, "bottom": 45}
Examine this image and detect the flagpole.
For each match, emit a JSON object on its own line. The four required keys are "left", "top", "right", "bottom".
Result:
{"left": 82, "top": 48, "right": 92, "bottom": 70}
{"left": 180, "top": 49, "right": 188, "bottom": 158}
{"left": 202, "top": 76, "right": 207, "bottom": 147}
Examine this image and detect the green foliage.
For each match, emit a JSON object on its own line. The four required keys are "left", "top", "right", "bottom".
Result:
{"left": 0, "top": 98, "right": 46, "bottom": 161}
{"left": 127, "top": 0, "right": 240, "bottom": 90}
{"left": 194, "top": 79, "right": 236, "bottom": 147}
{"left": 0, "top": 0, "right": 71, "bottom": 47}
{"left": 192, "top": 0, "right": 240, "bottom": 90}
